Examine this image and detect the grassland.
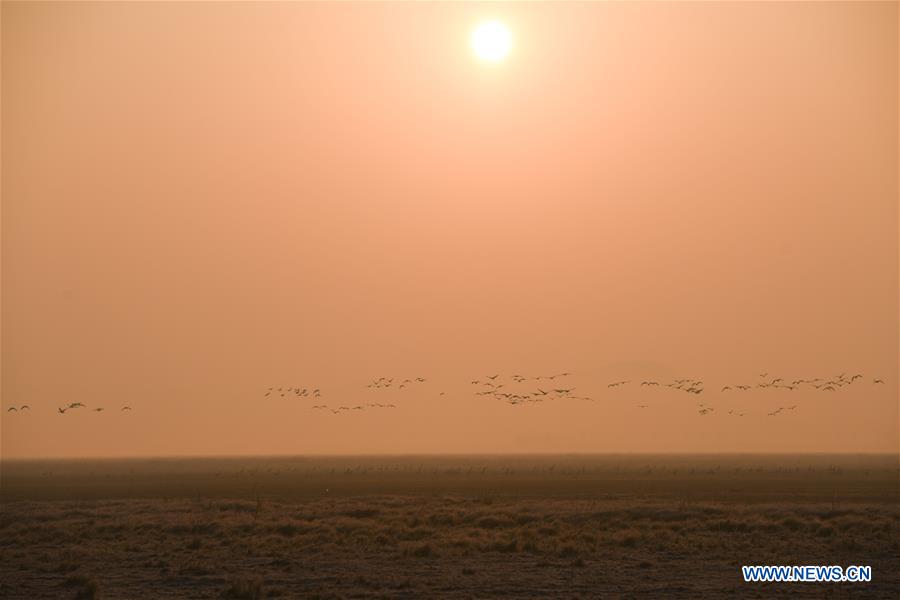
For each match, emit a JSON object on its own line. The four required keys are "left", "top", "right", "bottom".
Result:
{"left": 1, "top": 454, "right": 898, "bottom": 598}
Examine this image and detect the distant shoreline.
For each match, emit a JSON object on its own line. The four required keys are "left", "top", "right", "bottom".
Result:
{"left": 3, "top": 451, "right": 899, "bottom": 463}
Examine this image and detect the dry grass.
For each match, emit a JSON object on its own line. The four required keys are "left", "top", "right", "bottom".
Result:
{"left": 0, "top": 455, "right": 898, "bottom": 598}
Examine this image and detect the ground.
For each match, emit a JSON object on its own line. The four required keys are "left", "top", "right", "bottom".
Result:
{"left": 1, "top": 455, "right": 897, "bottom": 598}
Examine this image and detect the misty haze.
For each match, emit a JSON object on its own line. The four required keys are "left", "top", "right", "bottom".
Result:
{"left": 2, "top": 2, "right": 898, "bottom": 599}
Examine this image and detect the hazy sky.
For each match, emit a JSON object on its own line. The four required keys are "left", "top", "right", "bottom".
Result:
{"left": 2, "top": 2, "right": 897, "bottom": 458}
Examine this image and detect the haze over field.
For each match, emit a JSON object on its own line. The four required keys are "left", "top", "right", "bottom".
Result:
{"left": 2, "top": 2, "right": 898, "bottom": 458}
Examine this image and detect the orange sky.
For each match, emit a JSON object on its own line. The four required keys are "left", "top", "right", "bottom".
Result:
{"left": 2, "top": 2, "right": 898, "bottom": 458}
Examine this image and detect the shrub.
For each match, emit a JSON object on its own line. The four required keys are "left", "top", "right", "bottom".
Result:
{"left": 63, "top": 574, "right": 101, "bottom": 600}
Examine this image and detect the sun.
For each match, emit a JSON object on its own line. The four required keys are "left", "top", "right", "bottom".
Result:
{"left": 471, "top": 20, "right": 512, "bottom": 63}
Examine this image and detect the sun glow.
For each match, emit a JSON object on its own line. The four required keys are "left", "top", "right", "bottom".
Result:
{"left": 471, "top": 20, "right": 512, "bottom": 63}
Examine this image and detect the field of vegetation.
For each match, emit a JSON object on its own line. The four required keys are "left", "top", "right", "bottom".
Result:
{"left": 1, "top": 454, "right": 898, "bottom": 598}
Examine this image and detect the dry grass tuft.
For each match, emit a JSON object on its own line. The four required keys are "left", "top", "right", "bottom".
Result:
{"left": 221, "top": 575, "right": 264, "bottom": 599}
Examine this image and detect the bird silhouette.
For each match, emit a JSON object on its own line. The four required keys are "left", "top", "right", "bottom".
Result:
{"left": 121, "top": 406, "right": 132, "bottom": 411}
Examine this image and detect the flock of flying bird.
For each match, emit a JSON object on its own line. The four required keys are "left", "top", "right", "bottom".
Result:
{"left": 4, "top": 371, "right": 887, "bottom": 419}
{"left": 256, "top": 370, "right": 886, "bottom": 419}
{"left": 265, "top": 386, "right": 321, "bottom": 398}
{"left": 264, "top": 377, "right": 428, "bottom": 414}
{"left": 470, "top": 372, "right": 589, "bottom": 405}
{"left": 6, "top": 402, "right": 133, "bottom": 414}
